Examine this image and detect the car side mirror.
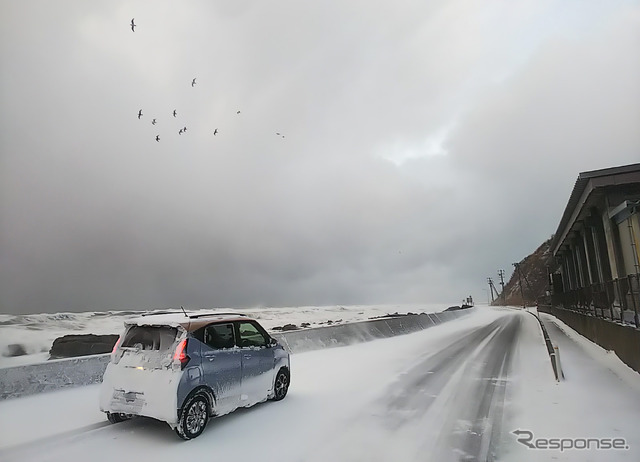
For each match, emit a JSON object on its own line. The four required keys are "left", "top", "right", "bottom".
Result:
{"left": 268, "top": 337, "right": 278, "bottom": 347}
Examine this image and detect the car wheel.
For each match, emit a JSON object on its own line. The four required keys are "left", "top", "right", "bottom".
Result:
{"left": 271, "top": 368, "right": 290, "bottom": 401}
{"left": 175, "top": 394, "right": 209, "bottom": 440}
{"left": 106, "top": 412, "right": 130, "bottom": 424}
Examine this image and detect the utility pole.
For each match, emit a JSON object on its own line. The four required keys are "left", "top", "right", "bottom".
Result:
{"left": 521, "top": 266, "right": 535, "bottom": 301}
{"left": 498, "top": 269, "right": 506, "bottom": 306}
{"left": 487, "top": 278, "right": 496, "bottom": 303}
{"left": 513, "top": 262, "right": 526, "bottom": 308}
{"left": 515, "top": 262, "right": 535, "bottom": 305}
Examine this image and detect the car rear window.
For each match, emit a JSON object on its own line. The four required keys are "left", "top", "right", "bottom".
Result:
{"left": 121, "top": 325, "right": 178, "bottom": 351}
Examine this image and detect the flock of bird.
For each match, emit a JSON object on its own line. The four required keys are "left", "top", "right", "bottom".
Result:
{"left": 130, "top": 18, "right": 286, "bottom": 143}
{"left": 136, "top": 102, "right": 226, "bottom": 142}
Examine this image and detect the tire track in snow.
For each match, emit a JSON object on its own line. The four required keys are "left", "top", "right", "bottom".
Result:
{"left": 384, "top": 314, "right": 521, "bottom": 461}
{"left": 304, "top": 311, "right": 522, "bottom": 462}
{"left": 384, "top": 318, "right": 507, "bottom": 428}
{"left": 452, "top": 314, "right": 520, "bottom": 461}
{"left": 0, "top": 421, "right": 112, "bottom": 460}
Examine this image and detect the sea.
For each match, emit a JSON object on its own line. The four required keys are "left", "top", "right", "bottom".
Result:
{"left": 0, "top": 303, "right": 448, "bottom": 368}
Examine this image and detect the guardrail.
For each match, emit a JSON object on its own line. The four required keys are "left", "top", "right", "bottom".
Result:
{"left": 547, "top": 273, "right": 640, "bottom": 328}
{"left": 0, "top": 309, "right": 473, "bottom": 400}
{"left": 523, "top": 309, "right": 562, "bottom": 381}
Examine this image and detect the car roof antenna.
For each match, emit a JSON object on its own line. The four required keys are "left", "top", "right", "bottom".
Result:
{"left": 180, "top": 305, "right": 188, "bottom": 317}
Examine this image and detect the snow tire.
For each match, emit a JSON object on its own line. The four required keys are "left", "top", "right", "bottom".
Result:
{"left": 106, "top": 412, "right": 130, "bottom": 424}
{"left": 271, "top": 368, "right": 290, "bottom": 401}
{"left": 175, "top": 394, "right": 209, "bottom": 440}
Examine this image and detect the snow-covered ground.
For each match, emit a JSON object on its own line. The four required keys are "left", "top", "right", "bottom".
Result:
{"left": 0, "top": 303, "right": 446, "bottom": 367}
{"left": 1, "top": 307, "right": 638, "bottom": 461}
{"left": 501, "top": 309, "right": 640, "bottom": 462}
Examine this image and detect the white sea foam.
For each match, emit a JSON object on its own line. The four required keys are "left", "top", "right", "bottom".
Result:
{"left": 0, "top": 304, "right": 447, "bottom": 367}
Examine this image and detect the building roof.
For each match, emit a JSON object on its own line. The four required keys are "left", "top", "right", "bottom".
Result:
{"left": 551, "top": 163, "right": 640, "bottom": 256}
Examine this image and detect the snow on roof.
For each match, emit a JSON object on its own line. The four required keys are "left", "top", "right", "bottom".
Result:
{"left": 125, "top": 312, "right": 253, "bottom": 331}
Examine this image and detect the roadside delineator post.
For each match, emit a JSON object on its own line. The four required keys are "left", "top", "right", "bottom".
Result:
{"left": 553, "top": 345, "right": 564, "bottom": 381}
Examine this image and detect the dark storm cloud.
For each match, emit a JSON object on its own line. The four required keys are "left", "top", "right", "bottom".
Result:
{"left": 1, "top": 0, "right": 639, "bottom": 313}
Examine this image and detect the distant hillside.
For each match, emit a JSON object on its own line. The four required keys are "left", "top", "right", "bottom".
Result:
{"left": 492, "top": 238, "right": 559, "bottom": 307}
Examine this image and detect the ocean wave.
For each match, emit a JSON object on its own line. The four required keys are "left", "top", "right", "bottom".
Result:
{"left": 0, "top": 304, "right": 445, "bottom": 366}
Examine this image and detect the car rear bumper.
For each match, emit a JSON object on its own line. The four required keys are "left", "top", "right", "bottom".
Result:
{"left": 99, "top": 363, "right": 182, "bottom": 425}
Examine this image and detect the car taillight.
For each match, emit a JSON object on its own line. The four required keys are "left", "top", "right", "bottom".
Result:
{"left": 111, "top": 336, "right": 122, "bottom": 354}
{"left": 173, "top": 339, "right": 190, "bottom": 369}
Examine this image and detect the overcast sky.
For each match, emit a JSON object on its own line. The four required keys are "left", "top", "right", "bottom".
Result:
{"left": 1, "top": 0, "right": 639, "bottom": 315}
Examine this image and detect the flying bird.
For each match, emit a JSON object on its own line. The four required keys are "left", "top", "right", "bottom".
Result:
{"left": 179, "top": 129, "right": 183, "bottom": 135}
{"left": 173, "top": 110, "right": 177, "bottom": 117}
{"left": 151, "top": 119, "right": 157, "bottom": 125}
{"left": 191, "top": 78, "right": 196, "bottom": 87}
{"left": 155, "top": 135, "right": 160, "bottom": 142}
{"left": 130, "top": 19, "right": 136, "bottom": 32}
{"left": 138, "top": 109, "right": 142, "bottom": 119}
{"left": 183, "top": 126, "right": 187, "bottom": 132}
{"left": 214, "top": 128, "right": 218, "bottom": 136}
{"left": 236, "top": 110, "right": 241, "bottom": 114}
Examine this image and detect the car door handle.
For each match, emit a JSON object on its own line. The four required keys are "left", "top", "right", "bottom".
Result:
{"left": 243, "top": 354, "right": 252, "bottom": 360}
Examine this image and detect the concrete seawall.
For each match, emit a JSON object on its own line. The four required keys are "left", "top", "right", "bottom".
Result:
{"left": 273, "top": 311, "right": 451, "bottom": 353}
{"left": 0, "top": 308, "right": 473, "bottom": 400}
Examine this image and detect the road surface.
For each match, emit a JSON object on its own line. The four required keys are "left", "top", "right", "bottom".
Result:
{"left": 0, "top": 309, "right": 537, "bottom": 462}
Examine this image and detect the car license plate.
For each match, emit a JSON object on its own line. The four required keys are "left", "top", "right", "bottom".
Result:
{"left": 112, "top": 390, "right": 145, "bottom": 412}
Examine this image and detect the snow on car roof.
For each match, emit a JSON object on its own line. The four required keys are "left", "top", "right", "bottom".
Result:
{"left": 125, "top": 312, "right": 254, "bottom": 331}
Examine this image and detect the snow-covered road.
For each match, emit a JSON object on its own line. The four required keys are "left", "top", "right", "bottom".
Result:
{"left": 1, "top": 307, "right": 638, "bottom": 462}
